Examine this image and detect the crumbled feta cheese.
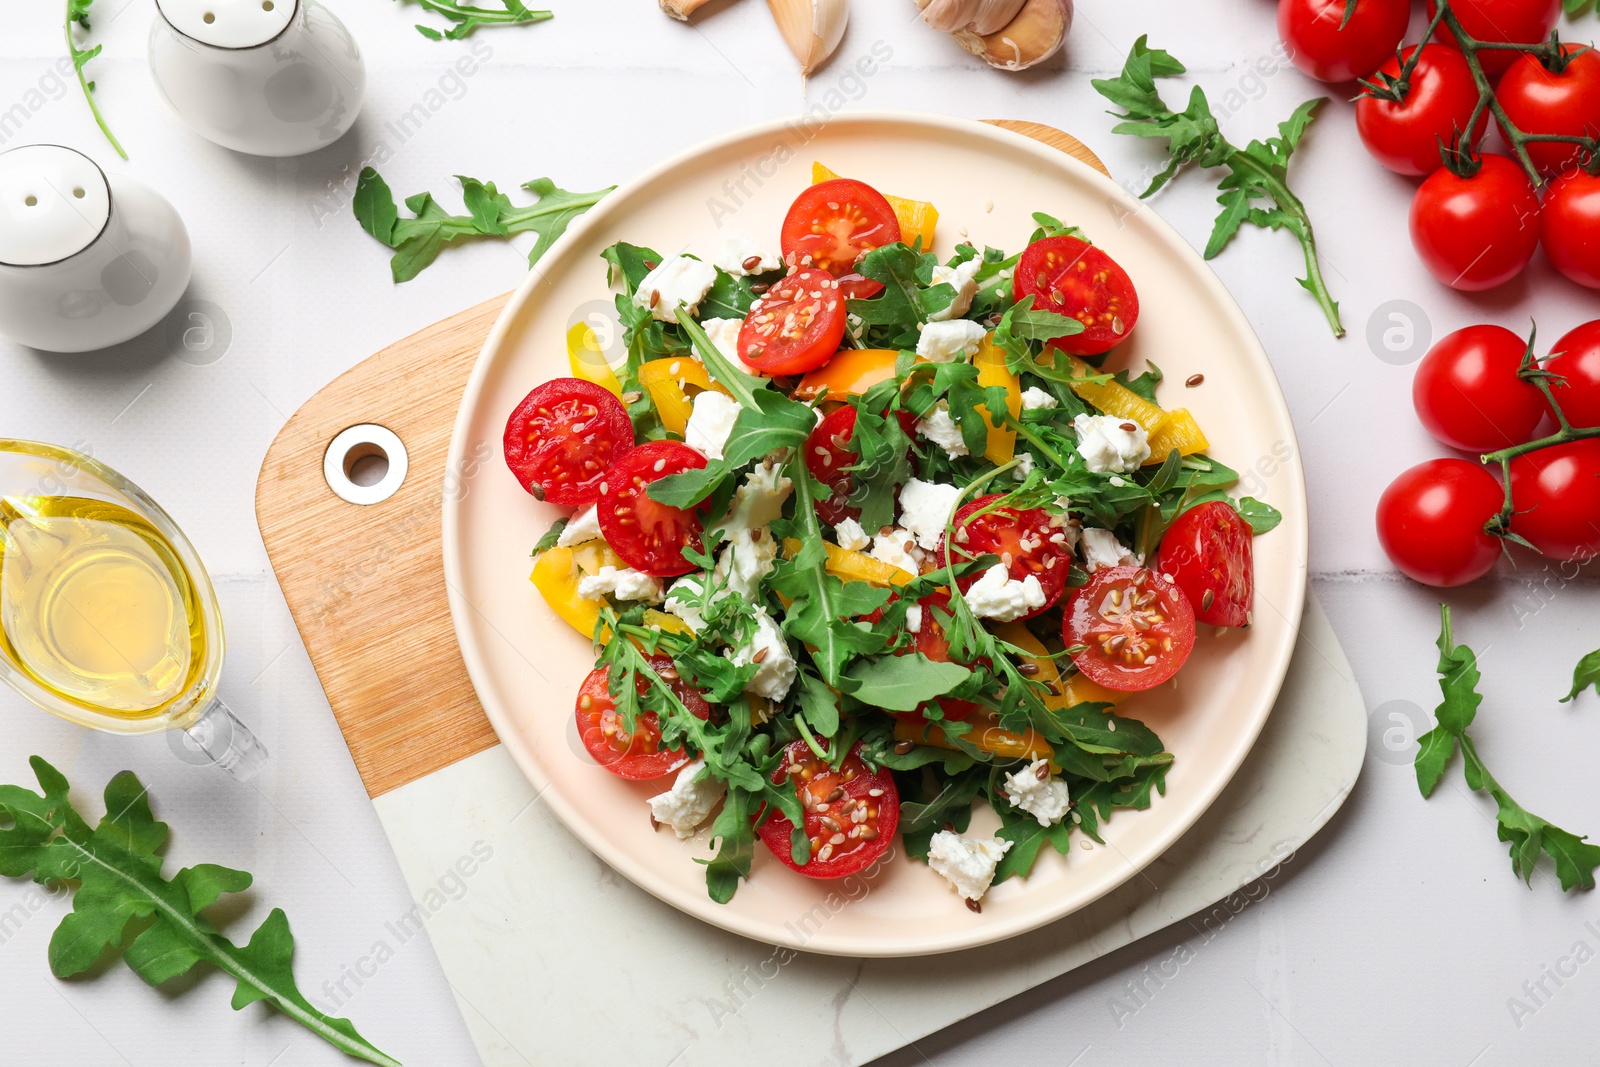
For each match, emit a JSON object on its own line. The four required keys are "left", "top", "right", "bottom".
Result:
{"left": 648, "top": 761, "right": 725, "bottom": 839}
{"left": 898, "top": 477, "right": 963, "bottom": 550}
{"left": 1073, "top": 413, "right": 1151, "bottom": 474}
{"left": 870, "top": 530, "right": 921, "bottom": 576}
{"left": 927, "top": 831, "right": 1012, "bottom": 902}
{"left": 1020, "top": 386, "right": 1058, "bottom": 411}
{"left": 715, "top": 528, "right": 777, "bottom": 599}
{"left": 915, "top": 406, "right": 969, "bottom": 459}
{"left": 962, "top": 563, "right": 1045, "bottom": 622}
{"left": 1080, "top": 527, "right": 1138, "bottom": 573}
{"left": 699, "top": 317, "right": 744, "bottom": 362}
{"left": 633, "top": 256, "right": 717, "bottom": 324}
{"left": 833, "top": 517, "right": 870, "bottom": 552}
{"left": 724, "top": 461, "right": 793, "bottom": 532}
{"left": 712, "top": 230, "right": 780, "bottom": 276}
{"left": 915, "top": 319, "right": 987, "bottom": 363}
{"left": 906, "top": 604, "right": 923, "bottom": 634}
{"left": 1004, "top": 759, "right": 1072, "bottom": 826}
{"left": 927, "top": 258, "right": 982, "bottom": 322}
{"left": 556, "top": 505, "right": 601, "bottom": 547}
{"left": 577, "top": 566, "right": 664, "bottom": 603}
{"left": 1011, "top": 453, "right": 1036, "bottom": 482}
{"left": 663, "top": 577, "right": 707, "bottom": 632}
{"left": 684, "top": 390, "right": 741, "bottom": 461}
{"left": 729, "top": 610, "right": 796, "bottom": 700}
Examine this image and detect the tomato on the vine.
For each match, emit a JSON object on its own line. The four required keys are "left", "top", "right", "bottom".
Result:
{"left": 1356, "top": 45, "right": 1488, "bottom": 177}
{"left": 1412, "top": 324, "right": 1546, "bottom": 451}
{"left": 757, "top": 740, "right": 898, "bottom": 879}
{"left": 574, "top": 660, "right": 701, "bottom": 780}
{"left": 780, "top": 178, "right": 901, "bottom": 279}
{"left": 1279, "top": 0, "right": 1411, "bottom": 83}
{"left": 1543, "top": 321, "right": 1600, "bottom": 428}
{"left": 1508, "top": 440, "right": 1600, "bottom": 562}
{"left": 1376, "top": 459, "right": 1503, "bottom": 587}
{"left": 1157, "top": 501, "right": 1254, "bottom": 628}
{"left": 1540, "top": 172, "right": 1600, "bottom": 291}
{"left": 503, "top": 378, "right": 634, "bottom": 506}
{"left": 737, "top": 268, "right": 847, "bottom": 376}
{"left": 597, "top": 440, "right": 708, "bottom": 576}
{"left": 1429, "top": 0, "right": 1563, "bottom": 78}
{"left": 938, "top": 494, "right": 1074, "bottom": 619}
{"left": 1496, "top": 47, "right": 1600, "bottom": 178}
{"left": 1012, "top": 235, "right": 1139, "bottom": 356}
{"left": 1409, "top": 154, "right": 1541, "bottom": 291}
{"left": 1063, "top": 566, "right": 1196, "bottom": 692}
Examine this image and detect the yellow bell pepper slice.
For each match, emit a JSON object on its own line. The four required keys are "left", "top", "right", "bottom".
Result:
{"left": 812, "top": 162, "right": 939, "bottom": 251}
{"left": 782, "top": 538, "right": 915, "bottom": 586}
{"left": 794, "top": 348, "right": 906, "bottom": 401}
{"left": 1062, "top": 356, "right": 1169, "bottom": 435}
{"left": 531, "top": 545, "right": 692, "bottom": 641}
{"left": 566, "top": 321, "right": 622, "bottom": 397}
{"left": 973, "top": 334, "right": 1020, "bottom": 466}
{"left": 1143, "top": 408, "right": 1211, "bottom": 464}
{"left": 994, "top": 622, "right": 1120, "bottom": 710}
{"left": 637, "top": 356, "right": 730, "bottom": 436}
{"left": 894, "top": 715, "right": 1056, "bottom": 766}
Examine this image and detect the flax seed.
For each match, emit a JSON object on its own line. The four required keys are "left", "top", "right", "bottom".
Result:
{"left": 1186, "top": 373, "right": 1204, "bottom": 388}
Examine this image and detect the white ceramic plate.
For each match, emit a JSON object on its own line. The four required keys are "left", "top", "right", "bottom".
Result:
{"left": 443, "top": 112, "right": 1308, "bottom": 957}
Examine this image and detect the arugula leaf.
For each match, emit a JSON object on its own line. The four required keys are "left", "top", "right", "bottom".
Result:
{"left": 993, "top": 808, "right": 1073, "bottom": 883}
{"left": 1091, "top": 37, "right": 1344, "bottom": 338}
{"left": 1414, "top": 606, "right": 1600, "bottom": 891}
{"left": 66, "top": 0, "right": 126, "bottom": 159}
{"left": 353, "top": 169, "right": 611, "bottom": 282}
{"left": 703, "top": 787, "right": 756, "bottom": 904}
{"left": 840, "top": 653, "right": 972, "bottom": 711}
{"left": 796, "top": 669, "right": 841, "bottom": 737}
{"left": 398, "top": 0, "right": 552, "bottom": 40}
{"left": 897, "top": 769, "right": 985, "bottom": 861}
{"left": 1562, "top": 649, "right": 1600, "bottom": 703}
{"left": 531, "top": 518, "right": 568, "bottom": 555}
{"left": 1563, "top": 0, "right": 1593, "bottom": 16}
{"left": 0, "top": 759, "right": 399, "bottom": 1066}
{"left": 1114, "top": 362, "right": 1164, "bottom": 404}
{"left": 1234, "top": 496, "right": 1283, "bottom": 535}
{"left": 845, "top": 243, "right": 944, "bottom": 339}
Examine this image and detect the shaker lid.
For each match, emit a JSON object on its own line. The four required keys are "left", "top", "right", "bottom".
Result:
{"left": 155, "top": 0, "right": 294, "bottom": 48}
{"left": 0, "top": 145, "right": 111, "bottom": 267}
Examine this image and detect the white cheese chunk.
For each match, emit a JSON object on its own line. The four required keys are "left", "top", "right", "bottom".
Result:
{"left": 648, "top": 761, "right": 725, "bottom": 840}
{"left": 728, "top": 610, "right": 797, "bottom": 701}
{"left": 556, "top": 505, "right": 602, "bottom": 547}
{"left": 906, "top": 604, "right": 923, "bottom": 634}
{"left": 927, "top": 258, "right": 982, "bottom": 322}
{"left": 712, "top": 230, "right": 781, "bottom": 276}
{"left": 577, "top": 566, "right": 664, "bottom": 603}
{"left": 714, "top": 528, "right": 778, "bottom": 599}
{"left": 915, "top": 319, "right": 987, "bottom": 363}
{"left": 1080, "top": 527, "right": 1139, "bottom": 573}
{"left": 898, "top": 477, "right": 963, "bottom": 551}
{"left": 663, "top": 577, "right": 708, "bottom": 632}
{"left": 684, "top": 390, "right": 742, "bottom": 461}
{"left": 1020, "top": 386, "right": 1058, "bottom": 411}
{"left": 1004, "top": 758, "right": 1072, "bottom": 826}
{"left": 699, "top": 316, "right": 745, "bottom": 362}
{"left": 633, "top": 256, "right": 717, "bottom": 324}
{"left": 1012, "top": 452, "right": 1035, "bottom": 481}
{"left": 915, "top": 406, "right": 969, "bottom": 460}
{"left": 962, "top": 563, "right": 1045, "bottom": 622}
{"left": 1073, "top": 413, "right": 1151, "bottom": 474}
{"left": 724, "top": 461, "right": 793, "bottom": 532}
{"left": 870, "top": 529, "right": 921, "bottom": 576}
{"left": 833, "top": 516, "right": 871, "bottom": 552}
{"left": 927, "top": 831, "right": 1012, "bottom": 902}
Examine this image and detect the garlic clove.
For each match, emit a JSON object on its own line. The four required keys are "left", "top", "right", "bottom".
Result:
{"left": 660, "top": 0, "right": 722, "bottom": 19}
{"left": 918, "top": 0, "right": 1027, "bottom": 36}
{"left": 767, "top": 0, "right": 848, "bottom": 75}
{"left": 953, "top": 0, "right": 1071, "bottom": 71}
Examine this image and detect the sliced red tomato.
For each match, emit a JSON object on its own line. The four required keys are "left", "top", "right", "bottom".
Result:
{"left": 597, "top": 440, "right": 707, "bottom": 577}
{"left": 1157, "top": 501, "right": 1254, "bottom": 627}
{"left": 804, "top": 405, "right": 917, "bottom": 526}
{"left": 757, "top": 740, "right": 899, "bottom": 879}
{"left": 503, "top": 377, "right": 633, "bottom": 505}
{"left": 1013, "top": 235, "right": 1139, "bottom": 356}
{"left": 575, "top": 658, "right": 697, "bottom": 780}
{"left": 937, "top": 493, "right": 1073, "bottom": 619}
{"left": 1063, "top": 566, "right": 1196, "bottom": 692}
{"left": 737, "top": 269, "right": 847, "bottom": 376}
{"left": 780, "top": 178, "right": 902, "bottom": 278}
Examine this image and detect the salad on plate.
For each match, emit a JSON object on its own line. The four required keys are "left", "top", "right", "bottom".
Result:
{"left": 503, "top": 167, "right": 1280, "bottom": 909}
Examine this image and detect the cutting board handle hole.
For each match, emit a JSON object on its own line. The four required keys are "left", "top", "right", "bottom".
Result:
{"left": 324, "top": 424, "right": 409, "bottom": 506}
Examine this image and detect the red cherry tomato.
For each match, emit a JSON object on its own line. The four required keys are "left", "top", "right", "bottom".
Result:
{"left": 804, "top": 405, "right": 916, "bottom": 526}
{"left": 937, "top": 493, "right": 1073, "bottom": 620}
{"left": 1356, "top": 45, "right": 1488, "bottom": 176}
{"left": 1157, "top": 501, "right": 1254, "bottom": 627}
{"left": 906, "top": 590, "right": 982, "bottom": 722}
{"left": 1063, "top": 567, "right": 1196, "bottom": 692}
{"left": 1508, "top": 440, "right": 1600, "bottom": 562}
{"left": 1409, "top": 154, "right": 1541, "bottom": 291}
{"left": 1541, "top": 172, "right": 1600, "bottom": 291}
{"left": 757, "top": 740, "right": 899, "bottom": 879}
{"left": 1496, "top": 47, "right": 1600, "bottom": 178}
{"left": 1543, "top": 321, "right": 1600, "bottom": 428}
{"left": 503, "top": 378, "right": 633, "bottom": 506}
{"left": 1279, "top": 0, "right": 1411, "bottom": 83}
{"left": 597, "top": 440, "right": 707, "bottom": 577}
{"left": 1376, "top": 458, "right": 1503, "bottom": 586}
{"left": 780, "top": 179, "right": 902, "bottom": 279}
{"left": 1412, "top": 324, "right": 1545, "bottom": 451}
{"left": 1013, "top": 236, "right": 1139, "bottom": 356}
{"left": 575, "top": 658, "right": 702, "bottom": 780}
{"left": 737, "top": 268, "right": 847, "bottom": 376}
{"left": 1430, "top": 0, "right": 1562, "bottom": 78}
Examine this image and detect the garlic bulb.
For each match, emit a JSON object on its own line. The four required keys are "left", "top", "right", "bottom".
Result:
{"left": 768, "top": 0, "right": 848, "bottom": 75}
{"left": 916, "top": 0, "right": 1072, "bottom": 71}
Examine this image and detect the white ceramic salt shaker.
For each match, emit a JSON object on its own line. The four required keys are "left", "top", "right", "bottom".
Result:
{"left": 148, "top": 0, "right": 365, "bottom": 157}
{"left": 0, "top": 145, "right": 192, "bottom": 354}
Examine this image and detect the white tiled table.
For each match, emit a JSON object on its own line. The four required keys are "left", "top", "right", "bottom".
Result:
{"left": 3, "top": 0, "right": 1599, "bottom": 1063}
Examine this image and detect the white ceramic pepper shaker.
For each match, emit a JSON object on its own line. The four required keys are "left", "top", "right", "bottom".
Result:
{"left": 148, "top": 0, "right": 365, "bottom": 157}
{"left": 0, "top": 145, "right": 192, "bottom": 353}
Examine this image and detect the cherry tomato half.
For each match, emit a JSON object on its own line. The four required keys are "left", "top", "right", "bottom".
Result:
{"left": 1157, "top": 501, "right": 1254, "bottom": 627}
{"left": 575, "top": 658, "right": 703, "bottom": 780}
{"left": 1496, "top": 47, "right": 1600, "bottom": 178}
{"left": 894, "top": 589, "right": 982, "bottom": 723}
{"left": 805, "top": 405, "right": 917, "bottom": 526}
{"left": 1544, "top": 321, "right": 1600, "bottom": 428}
{"left": 503, "top": 377, "right": 634, "bottom": 506}
{"left": 1013, "top": 236, "right": 1139, "bottom": 356}
{"left": 1541, "top": 172, "right": 1600, "bottom": 292}
{"left": 1409, "top": 154, "right": 1541, "bottom": 292}
{"left": 780, "top": 178, "right": 902, "bottom": 278}
{"left": 1279, "top": 0, "right": 1411, "bottom": 83}
{"left": 1063, "top": 567, "right": 1195, "bottom": 692}
{"left": 597, "top": 440, "right": 707, "bottom": 577}
{"left": 1356, "top": 45, "right": 1487, "bottom": 177}
{"left": 937, "top": 494, "right": 1073, "bottom": 620}
{"left": 757, "top": 740, "right": 899, "bottom": 879}
{"left": 1376, "top": 458, "right": 1503, "bottom": 586}
{"left": 1509, "top": 440, "right": 1600, "bottom": 562}
{"left": 738, "top": 268, "right": 847, "bottom": 376}
{"left": 1430, "top": 0, "right": 1562, "bottom": 78}
{"left": 1412, "top": 324, "right": 1545, "bottom": 452}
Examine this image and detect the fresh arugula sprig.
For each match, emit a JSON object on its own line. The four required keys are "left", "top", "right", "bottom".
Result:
{"left": 66, "top": 0, "right": 126, "bottom": 160}
{"left": 353, "top": 170, "right": 612, "bottom": 282}
{"left": 1415, "top": 606, "right": 1600, "bottom": 892}
{"left": 1562, "top": 649, "right": 1600, "bottom": 703}
{"left": 0, "top": 758, "right": 399, "bottom": 1066}
{"left": 398, "top": 0, "right": 552, "bottom": 40}
{"left": 1091, "top": 37, "right": 1344, "bottom": 338}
